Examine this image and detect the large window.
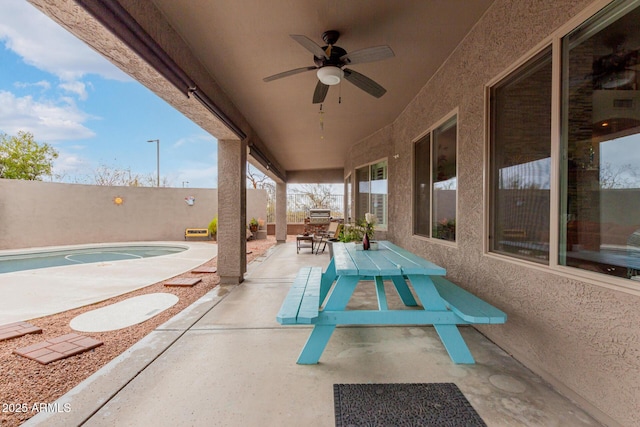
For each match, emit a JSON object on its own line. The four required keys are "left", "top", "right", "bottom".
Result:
{"left": 414, "top": 135, "right": 431, "bottom": 236}
{"left": 355, "top": 160, "right": 388, "bottom": 228}
{"left": 413, "top": 114, "right": 457, "bottom": 242}
{"left": 489, "top": 48, "right": 552, "bottom": 263}
{"left": 488, "top": 0, "right": 640, "bottom": 284}
{"left": 561, "top": 1, "right": 640, "bottom": 280}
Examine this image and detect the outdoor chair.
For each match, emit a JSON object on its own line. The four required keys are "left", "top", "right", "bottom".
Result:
{"left": 315, "top": 222, "right": 343, "bottom": 254}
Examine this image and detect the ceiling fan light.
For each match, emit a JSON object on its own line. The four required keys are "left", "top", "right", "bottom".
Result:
{"left": 317, "top": 66, "right": 344, "bottom": 85}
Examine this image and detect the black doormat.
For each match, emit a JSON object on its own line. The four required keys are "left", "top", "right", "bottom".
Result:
{"left": 333, "top": 383, "right": 486, "bottom": 427}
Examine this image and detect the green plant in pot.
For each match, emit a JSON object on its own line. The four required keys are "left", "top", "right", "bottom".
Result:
{"left": 208, "top": 216, "right": 218, "bottom": 239}
{"left": 338, "top": 222, "right": 363, "bottom": 243}
{"left": 249, "top": 217, "right": 259, "bottom": 232}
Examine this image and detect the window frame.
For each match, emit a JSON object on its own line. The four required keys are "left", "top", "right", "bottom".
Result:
{"left": 412, "top": 109, "right": 459, "bottom": 244}
{"left": 484, "top": 0, "right": 640, "bottom": 295}
{"left": 344, "top": 173, "right": 352, "bottom": 223}
{"left": 487, "top": 45, "right": 553, "bottom": 265}
{"left": 354, "top": 158, "right": 388, "bottom": 230}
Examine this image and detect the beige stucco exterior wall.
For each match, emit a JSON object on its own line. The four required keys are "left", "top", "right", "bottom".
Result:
{"left": 345, "top": 1, "right": 638, "bottom": 426}
{"left": 0, "top": 179, "right": 266, "bottom": 249}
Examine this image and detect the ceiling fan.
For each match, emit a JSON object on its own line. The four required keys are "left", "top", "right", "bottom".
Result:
{"left": 591, "top": 34, "right": 639, "bottom": 89}
{"left": 263, "top": 30, "right": 394, "bottom": 103}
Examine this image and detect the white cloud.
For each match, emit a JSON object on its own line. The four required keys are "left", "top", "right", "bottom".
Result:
{"left": 173, "top": 134, "right": 216, "bottom": 148}
{"left": 59, "top": 81, "right": 90, "bottom": 101}
{"left": 0, "top": 0, "right": 130, "bottom": 83}
{"left": 0, "top": 90, "right": 95, "bottom": 141}
{"left": 173, "top": 165, "right": 218, "bottom": 188}
{"left": 14, "top": 80, "right": 51, "bottom": 91}
{"left": 53, "top": 151, "right": 93, "bottom": 176}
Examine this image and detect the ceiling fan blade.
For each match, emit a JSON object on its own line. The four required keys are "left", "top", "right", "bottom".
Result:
{"left": 340, "top": 45, "right": 394, "bottom": 65}
{"left": 343, "top": 68, "right": 387, "bottom": 98}
{"left": 313, "top": 80, "right": 329, "bottom": 104}
{"left": 263, "top": 66, "right": 316, "bottom": 82}
{"left": 290, "top": 34, "right": 329, "bottom": 59}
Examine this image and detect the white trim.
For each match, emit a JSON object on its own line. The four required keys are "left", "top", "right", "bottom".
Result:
{"left": 549, "top": 37, "right": 562, "bottom": 270}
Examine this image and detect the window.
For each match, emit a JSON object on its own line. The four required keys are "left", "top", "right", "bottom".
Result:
{"left": 560, "top": 1, "right": 640, "bottom": 280}
{"left": 413, "top": 114, "right": 458, "bottom": 242}
{"left": 489, "top": 47, "right": 552, "bottom": 263}
{"left": 414, "top": 135, "right": 431, "bottom": 237}
{"left": 355, "top": 160, "right": 388, "bottom": 228}
{"left": 488, "top": 0, "right": 640, "bottom": 285}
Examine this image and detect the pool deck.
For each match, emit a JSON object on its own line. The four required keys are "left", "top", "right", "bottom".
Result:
{"left": 24, "top": 241, "right": 601, "bottom": 427}
{"left": 0, "top": 242, "right": 217, "bottom": 325}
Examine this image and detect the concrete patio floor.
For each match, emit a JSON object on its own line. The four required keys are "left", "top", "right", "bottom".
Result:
{"left": 26, "top": 241, "right": 601, "bottom": 427}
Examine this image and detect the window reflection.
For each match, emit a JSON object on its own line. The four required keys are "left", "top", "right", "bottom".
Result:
{"left": 562, "top": 2, "right": 640, "bottom": 279}
{"left": 490, "top": 48, "right": 552, "bottom": 263}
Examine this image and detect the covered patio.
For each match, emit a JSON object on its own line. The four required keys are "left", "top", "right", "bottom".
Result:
{"left": 26, "top": 1, "right": 640, "bottom": 426}
{"left": 26, "top": 242, "right": 598, "bottom": 426}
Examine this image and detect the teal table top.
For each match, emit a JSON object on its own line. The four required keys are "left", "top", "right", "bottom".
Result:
{"left": 332, "top": 241, "right": 446, "bottom": 276}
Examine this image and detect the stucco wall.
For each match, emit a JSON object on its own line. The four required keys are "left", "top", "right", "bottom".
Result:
{"left": 345, "top": 1, "right": 638, "bottom": 426}
{"left": 0, "top": 179, "right": 266, "bottom": 249}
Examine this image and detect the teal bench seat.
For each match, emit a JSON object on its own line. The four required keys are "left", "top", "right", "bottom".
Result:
{"left": 276, "top": 267, "right": 323, "bottom": 325}
{"left": 431, "top": 276, "right": 507, "bottom": 324}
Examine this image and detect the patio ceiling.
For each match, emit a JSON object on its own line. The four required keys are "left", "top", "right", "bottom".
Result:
{"left": 147, "top": 0, "right": 493, "bottom": 176}
{"left": 36, "top": 0, "right": 493, "bottom": 180}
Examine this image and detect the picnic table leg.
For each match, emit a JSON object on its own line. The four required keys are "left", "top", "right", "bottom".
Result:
{"left": 407, "top": 274, "right": 475, "bottom": 364}
{"left": 390, "top": 276, "right": 418, "bottom": 306}
{"left": 320, "top": 258, "right": 337, "bottom": 305}
{"left": 374, "top": 277, "right": 389, "bottom": 310}
{"left": 297, "top": 275, "right": 359, "bottom": 364}
{"left": 434, "top": 325, "right": 475, "bottom": 364}
{"left": 297, "top": 325, "right": 336, "bottom": 364}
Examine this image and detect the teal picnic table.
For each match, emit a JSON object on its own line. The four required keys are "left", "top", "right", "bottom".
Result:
{"left": 277, "top": 241, "right": 506, "bottom": 364}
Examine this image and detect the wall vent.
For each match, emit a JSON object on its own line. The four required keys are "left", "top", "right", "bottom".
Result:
{"left": 613, "top": 98, "right": 634, "bottom": 109}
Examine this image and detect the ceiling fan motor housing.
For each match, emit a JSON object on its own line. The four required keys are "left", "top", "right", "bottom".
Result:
{"left": 313, "top": 45, "right": 347, "bottom": 67}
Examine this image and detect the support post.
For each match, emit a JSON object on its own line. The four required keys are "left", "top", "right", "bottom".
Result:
{"left": 276, "top": 182, "right": 287, "bottom": 243}
{"left": 218, "top": 138, "right": 247, "bottom": 284}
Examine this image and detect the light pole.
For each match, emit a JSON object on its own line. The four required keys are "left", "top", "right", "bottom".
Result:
{"left": 147, "top": 139, "right": 160, "bottom": 187}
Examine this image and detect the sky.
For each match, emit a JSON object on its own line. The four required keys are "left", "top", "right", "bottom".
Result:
{"left": 0, "top": 0, "right": 219, "bottom": 188}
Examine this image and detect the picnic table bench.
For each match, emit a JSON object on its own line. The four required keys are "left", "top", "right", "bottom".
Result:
{"left": 276, "top": 267, "right": 323, "bottom": 324}
{"left": 276, "top": 241, "right": 506, "bottom": 364}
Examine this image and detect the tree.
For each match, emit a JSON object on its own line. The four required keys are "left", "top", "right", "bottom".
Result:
{"left": 90, "top": 164, "right": 158, "bottom": 187}
{"left": 246, "top": 163, "right": 273, "bottom": 190}
{"left": 0, "top": 131, "right": 58, "bottom": 180}
{"left": 247, "top": 163, "right": 276, "bottom": 220}
{"left": 600, "top": 162, "right": 639, "bottom": 189}
{"left": 290, "top": 183, "right": 335, "bottom": 208}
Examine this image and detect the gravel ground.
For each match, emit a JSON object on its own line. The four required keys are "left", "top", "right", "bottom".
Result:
{"left": 0, "top": 236, "right": 284, "bottom": 426}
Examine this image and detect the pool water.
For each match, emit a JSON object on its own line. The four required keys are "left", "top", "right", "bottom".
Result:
{"left": 0, "top": 245, "right": 187, "bottom": 274}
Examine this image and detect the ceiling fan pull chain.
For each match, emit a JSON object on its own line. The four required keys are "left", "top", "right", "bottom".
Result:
{"left": 319, "top": 104, "right": 324, "bottom": 138}
{"left": 339, "top": 81, "right": 342, "bottom": 104}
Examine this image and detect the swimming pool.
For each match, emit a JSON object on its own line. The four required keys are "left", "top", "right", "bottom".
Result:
{"left": 0, "top": 245, "right": 187, "bottom": 274}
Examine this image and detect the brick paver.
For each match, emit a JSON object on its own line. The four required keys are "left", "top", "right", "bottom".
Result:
{"left": 0, "top": 321, "right": 43, "bottom": 342}
{"left": 13, "top": 333, "right": 103, "bottom": 364}
{"left": 164, "top": 277, "right": 202, "bottom": 287}
{"left": 191, "top": 266, "right": 217, "bottom": 274}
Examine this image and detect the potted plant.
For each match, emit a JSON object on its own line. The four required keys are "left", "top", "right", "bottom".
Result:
{"left": 249, "top": 217, "right": 259, "bottom": 232}
{"left": 208, "top": 216, "right": 218, "bottom": 240}
{"left": 257, "top": 218, "right": 266, "bottom": 229}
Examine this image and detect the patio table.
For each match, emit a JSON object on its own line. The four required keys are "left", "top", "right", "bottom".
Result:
{"left": 294, "top": 241, "right": 491, "bottom": 364}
